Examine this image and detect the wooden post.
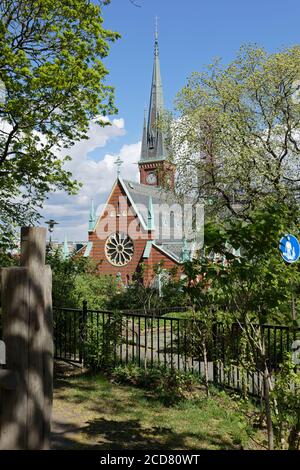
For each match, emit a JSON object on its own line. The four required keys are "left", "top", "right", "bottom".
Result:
{"left": 0, "top": 227, "right": 53, "bottom": 450}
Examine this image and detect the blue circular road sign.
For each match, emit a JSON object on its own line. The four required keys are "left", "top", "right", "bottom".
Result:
{"left": 279, "top": 234, "right": 300, "bottom": 263}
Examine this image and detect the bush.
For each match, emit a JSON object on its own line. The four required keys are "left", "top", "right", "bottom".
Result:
{"left": 84, "top": 312, "right": 123, "bottom": 370}
{"left": 72, "top": 273, "right": 118, "bottom": 310}
{"left": 47, "top": 249, "right": 118, "bottom": 308}
{"left": 111, "top": 363, "right": 199, "bottom": 404}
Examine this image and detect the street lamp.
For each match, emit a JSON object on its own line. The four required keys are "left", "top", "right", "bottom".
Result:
{"left": 45, "top": 219, "right": 58, "bottom": 250}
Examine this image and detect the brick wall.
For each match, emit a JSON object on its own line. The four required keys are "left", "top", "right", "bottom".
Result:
{"left": 88, "top": 180, "right": 181, "bottom": 285}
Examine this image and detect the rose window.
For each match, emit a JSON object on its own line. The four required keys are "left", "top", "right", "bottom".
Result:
{"left": 105, "top": 232, "right": 134, "bottom": 266}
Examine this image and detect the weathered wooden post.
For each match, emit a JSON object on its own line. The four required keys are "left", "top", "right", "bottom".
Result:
{"left": 0, "top": 227, "right": 53, "bottom": 450}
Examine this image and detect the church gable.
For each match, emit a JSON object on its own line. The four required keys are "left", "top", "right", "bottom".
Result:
{"left": 92, "top": 178, "right": 151, "bottom": 236}
{"left": 88, "top": 179, "right": 153, "bottom": 281}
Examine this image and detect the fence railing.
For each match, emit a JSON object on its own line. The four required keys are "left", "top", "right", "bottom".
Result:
{"left": 120, "top": 306, "right": 190, "bottom": 316}
{"left": 53, "top": 303, "right": 300, "bottom": 398}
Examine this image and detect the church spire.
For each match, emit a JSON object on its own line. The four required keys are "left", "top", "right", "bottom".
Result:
{"left": 139, "top": 24, "right": 168, "bottom": 163}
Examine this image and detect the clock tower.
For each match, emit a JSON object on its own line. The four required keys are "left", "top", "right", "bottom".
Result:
{"left": 139, "top": 29, "right": 175, "bottom": 190}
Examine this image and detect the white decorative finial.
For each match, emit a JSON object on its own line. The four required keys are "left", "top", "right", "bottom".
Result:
{"left": 155, "top": 16, "right": 159, "bottom": 40}
{"left": 114, "top": 154, "right": 123, "bottom": 177}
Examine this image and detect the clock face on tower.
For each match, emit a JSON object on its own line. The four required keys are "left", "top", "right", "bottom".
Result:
{"left": 146, "top": 172, "right": 157, "bottom": 185}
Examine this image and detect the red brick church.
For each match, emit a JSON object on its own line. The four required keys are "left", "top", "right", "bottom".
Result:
{"left": 82, "top": 33, "right": 194, "bottom": 285}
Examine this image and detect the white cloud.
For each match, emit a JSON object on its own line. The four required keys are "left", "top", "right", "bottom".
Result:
{"left": 41, "top": 118, "right": 141, "bottom": 242}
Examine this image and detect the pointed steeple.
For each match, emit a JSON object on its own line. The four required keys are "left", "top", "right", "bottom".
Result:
{"left": 89, "top": 199, "right": 96, "bottom": 232}
{"left": 140, "top": 25, "right": 168, "bottom": 163}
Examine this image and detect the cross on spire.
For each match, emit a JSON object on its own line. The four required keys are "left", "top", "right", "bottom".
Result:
{"left": 114, "top": 154, "right": 123, "bottom": 177}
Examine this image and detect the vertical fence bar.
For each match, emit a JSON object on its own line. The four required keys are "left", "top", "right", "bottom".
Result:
{"left": 177, "top": 319, "right": 180, "bottom": 371}
{"left": 79, "top": 300, "right": 87, "bottom": 366}
{"left": 273, "top": 326, "right": 277, "bottom": 370}
{"left": 63, "top": 311, "right": 67, "bottom": 360}
{"left": 96, "top": 312, "right": 99, "bottom": 362}
{"left": 118, "top": 313, "right": 122, "bottom": 365}
{"left": 72, "top": 311, "right": 75, "bottom": 361}
{"left": 198, "top": 322, "right": 201, "bottom": 377}
{"left": 132, "top": 316, "right": 135, "bottom": 364}
{"left": 164, "top": 318, "right": 167, "bottom": 369}
{"left": 113, "top": 314, "right": 117, "bottom": 367}
{"left": 157, "top": 317, "right": 160, "bottom": 364}
{"left": 236, "top": 324, "right": 240, "bottom": 392}
{"left": 170, "top": 319, "right": 173, "bottom": 369}
{"left": 60, "top": 310, "right": 63, "bottom": 360}
{"left": 267, "top": 326, "right": 271, "bottom": 369}
{"left": 125, "top": 316, "right": 128, "bottom": 364}
{"left": 68, "top": 313, "right": 71, "bottom": 360}
{"left": 184, "top": 319, "right": 187, "bottom": 373}
{"left": 144, "top": 316, "right": 147, "bottom": 369}
{"left": 102, "top": 312, "right": 105, "bottom": 363}
{"left": 138, "top": 316, "right": 141, "bottom": 367}
{"left": 151, "top": 316, "right": 153, "bottom": 367}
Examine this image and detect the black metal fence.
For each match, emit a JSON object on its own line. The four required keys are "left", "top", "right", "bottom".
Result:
{"left": 53, "top": 303, "right": 300, "bottom": 398}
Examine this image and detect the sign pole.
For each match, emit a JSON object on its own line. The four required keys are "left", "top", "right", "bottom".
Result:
{"left": 279, "top": 234, "right": 300, "bottom": 323}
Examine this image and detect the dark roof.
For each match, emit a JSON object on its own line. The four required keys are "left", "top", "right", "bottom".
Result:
{"left": 122, "top": 179, "right": 189, "bottom": 230}
{"left": 123, "top": 178, "right": 175, "bottom": 206}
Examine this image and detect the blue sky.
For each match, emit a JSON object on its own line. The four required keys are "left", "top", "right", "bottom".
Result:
{"left": 99, "top": 0, "right": 300, "bottom": 155}
{"left": 43, "top": 0, "right": 300, "bottom": 241}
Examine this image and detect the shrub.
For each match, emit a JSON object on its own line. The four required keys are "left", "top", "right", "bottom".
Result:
{"left": 84, "top": 312, "right": 123, "bottom": 370}
{"left": 47, "top": 249, "right": 118, "bottom": 309}
{"left": 111, "top": 363, "right": 199, "bottom": 404}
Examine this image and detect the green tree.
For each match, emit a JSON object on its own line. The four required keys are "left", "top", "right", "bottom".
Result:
{"left": 0, "top": 0, "right": 119, "bottom": 247}
{"left": 183, "top": 198, "right": 300, "bottom": 449}
{"left": 172, "top": 45, "right": 300, "bottom": 219}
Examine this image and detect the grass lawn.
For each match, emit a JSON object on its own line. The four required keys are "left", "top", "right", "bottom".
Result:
{"left": 52, "top": 362, "right": 266, "bottom": 450}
